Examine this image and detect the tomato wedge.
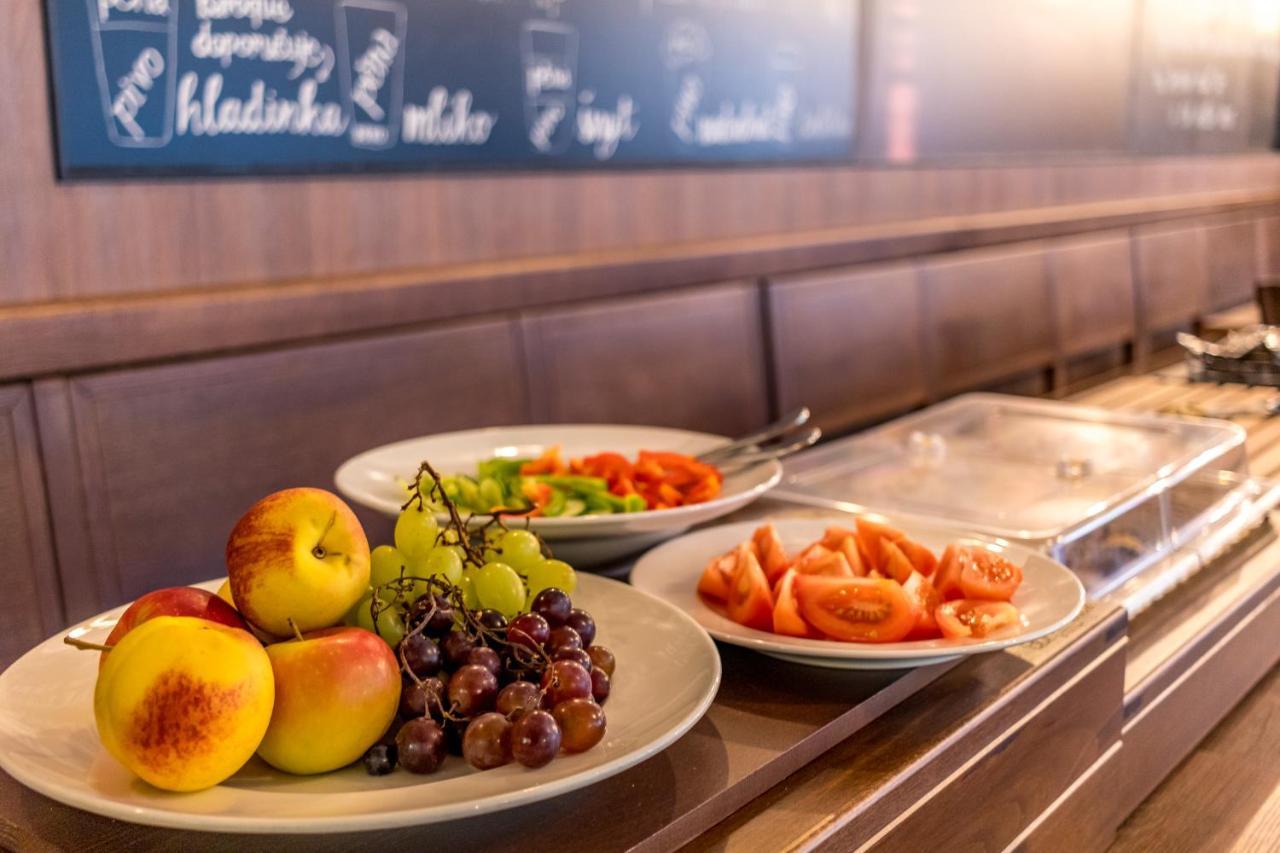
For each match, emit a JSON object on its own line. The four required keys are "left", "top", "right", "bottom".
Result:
{"left": 879, "top": 539, "right": 916, "bottom": 584}
{"left": 933, "top": 545, "right": 964, "bottom": 600}
{"left": 772, "top": 569, "right": 821, "bottom": 638}
{"left": 794, "top": 575, "right": 916, "bottom": 643}
{"left": 955, "top": 547, "right": 1024, "bottom": 602}
{"left": 697, "top": 549, "right": 736, "bottom": 602}
{"left": 897, "top": 538, "right": 938, "bottom": 577}
{"left": 835, "top": 536, "right": 868, "bottom": 577}
{"left": 901, "top": 571, "right": 942, "bottom": 640}
{"left": 793, "top": 544, "right": 834, "bottom": 572}
{"left": 936, "top": 600, "right": 1022, "bottom": 639}
{"left": 752, "top": 523, "right": 792, "bottom": 584}
{"left": 726, "top": 547, "right": 774, "bottom": 631}
{"left": 794, "top": 549, "right": 854, "bottom": 580}
{"left": 819, "top": 525, "right": 858, "bottom": 552}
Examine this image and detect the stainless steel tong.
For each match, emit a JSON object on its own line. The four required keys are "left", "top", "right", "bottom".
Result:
{"left": 697, "top": 407, "right": 821, "bottom": 472}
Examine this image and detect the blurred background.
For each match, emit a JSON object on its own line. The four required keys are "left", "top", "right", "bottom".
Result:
{"left": 3, "top": 0, "right": 1280, "bottom": 665}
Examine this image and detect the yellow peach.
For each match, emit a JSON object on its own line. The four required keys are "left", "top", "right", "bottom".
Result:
{"left": 226, "top": 488, "right": 371, "bottom": 637}
{"left": 94, "top": 616, "right": 274, "bottom": 792}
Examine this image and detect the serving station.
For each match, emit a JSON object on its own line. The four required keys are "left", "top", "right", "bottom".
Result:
{"left": 2, "top": 363, "right": 1278, "bottom": 853}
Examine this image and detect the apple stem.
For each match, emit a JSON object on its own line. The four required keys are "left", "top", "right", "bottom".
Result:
{"left": 287, "top": 617, "right": 304, "bottom": 642}
{"left": 64, "top": 635, "right": 113, "bottom": 653}
{"left": 312, "top": 512, "right": 337, "bottom": 560}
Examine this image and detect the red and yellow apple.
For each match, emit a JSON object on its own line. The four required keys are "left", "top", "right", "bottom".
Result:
{"left": 103, "top": 587, "right": 247, "bottom": 668}
{"left": 94, "top": 616, "right": 275, "bottom": 792}
{"left": 255, "top": 627, "right": 400, "bottom": 775}
{"left": 225, "top": 488, "right": 371, "bottom": 637}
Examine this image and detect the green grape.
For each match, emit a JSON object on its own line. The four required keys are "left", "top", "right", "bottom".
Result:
{"left": 414, "top": 547, "right": 463, "bottom": 586}
{"left": 480, "top": 526, "right": 506, "bottom": 564}
{"left": 525, "top": 558, "right": 577, "bottom": 601}
{"left": 460, "top": 567, "right": 481, "bottom": 610}
{"left": 375, "top": 603, "right": 407, "bottom": 647}
{"left": 475, "top": 562, "right": 527, "bottom": 617}
{"left": 493, "top": 529, "right": 544, "bottom": 574}
{"left": 370, "top": 544, "right": 407, "bottom": 590}
{"left": 395, "top": 505, "right": 439, "bottom": 562}
{"left": 344, "top": 589, "right": 374, "bottom": 627}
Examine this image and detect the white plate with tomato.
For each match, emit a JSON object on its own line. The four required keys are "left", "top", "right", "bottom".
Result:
{"left": 629, "top": 517, "right": 1085, "bottom": 670}
{"left": 335, "top": 425, "right": 782, "bottom": 567}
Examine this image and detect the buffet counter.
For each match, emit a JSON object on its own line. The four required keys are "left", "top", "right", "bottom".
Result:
{"left": 3, "top": 370, "right": 1279, "bottom": 852}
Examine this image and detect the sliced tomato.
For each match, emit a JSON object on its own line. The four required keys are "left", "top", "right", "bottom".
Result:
{"left": 955, "top": 547, "right": 1024, "bottom": 602}
{"left": 836, "top": 536, "right": 868, "bottom": 577}
{"left": 752, "top": 523, "right": 792, "bottom": 584}
{"left": 772, "top": 569, "right": 821, "bottom": 638}
{"left": 726, "top": 548, "right": 774, "bottom": 631}
{"left": 933, "top": 544, "right": 964, "bottom": 600}
{"left": 794, "top": 575, "right": 917, "bottom": 643}
{"left": 697, "top": 550, "right": 736, "bottom": 602}
{"left": 936, "top": 600, "right": 1022, "bottom": 640}
{"left": 794, "top": 549, "right": 854, "bottom": 580}
{"left": 879, "top": 539, "right": 916, "bottom": 584}
{"left": 901, "top": 571, "right": 942, "bottom": 640}
{"left": 794, "top": 543, "right": 834, "bottom": 572}
{"left": 897, "top": 538, "right": 938, "bottom": 577}
{"left": 819, "top": 525, "right": 858, "bottom": 552}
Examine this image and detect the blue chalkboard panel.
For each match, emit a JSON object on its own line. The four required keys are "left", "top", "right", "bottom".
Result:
{"left": 44, "top": 0, "right": 857, "bottom": 177}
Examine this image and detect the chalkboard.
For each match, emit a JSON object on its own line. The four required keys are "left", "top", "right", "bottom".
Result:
{"left": 860, "top": 0, "right": 1136, "bottom": 162}
{"left": 1132, "top": 0, "right": 1279, "bottom": 154}
{"left": 44, "top": 0, "right": 857, "bottom": 178}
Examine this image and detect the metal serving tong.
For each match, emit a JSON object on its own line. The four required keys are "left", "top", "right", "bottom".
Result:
{"left": 697, "top": 407, "right": 821, "bottom": 472}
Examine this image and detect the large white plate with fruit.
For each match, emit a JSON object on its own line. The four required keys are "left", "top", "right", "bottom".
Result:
{"left": 630, "top": 517, "right": 1085, "bottom": 670}
{"left": 334, "top": 424, "right": 782, "bottom": 567}
{"left": 0, "top": 487, "right": 721, "bottom": 833}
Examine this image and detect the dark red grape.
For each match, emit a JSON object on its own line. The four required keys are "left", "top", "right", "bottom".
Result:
{"left": 477, "top": 609, "right": 508, "bottom": 633}
{"left": 565, "top": 609, "right": 596, "bottom": 647}
{"left": 444, "top": 718, "right": 466, "bottom": 756}
{"left": 507, "top": 613, "right": 550, "bottom": 652}
{"left": 586, "top": 645, "right": 615, "bottom": 677}
{"left": 441, "top": 631, "right": 476, "bottom": 669}
{"left": 462, "top": 712, "right": 512, "bottom": 770}
{"left": 547, "top": 625, "right": 582, "bottom": 653}
{"left": 553, "top": 698, "right": 606, "bottom": 753}
{"left": 396, "top": 717, "right": 448, "bottom": 774}
{"left": 496, "top": 680, "right": 542, "bottom": 719}
{"left": 448, "top": 664, "right": 498, "bottom": 716}
{"left": 511, "top": 710, "right": 562, "bottom": 769}
{"left": 590, "top": 667, "right": 610, "bottom": 704}
{"left": 363, "top": 742, "right": 397, "bottom": 775}
{"left": 411, "top": 594, "right": 455, "bottom": 637}
{"left": 540, "top": 660, "right": 593, "bottom": 706}
{"left": 553, "top": 647, "right": 592, "bottom": 672}
{"left": 467, "top": 645, "right": 502, "bottom": 677}
{"left": 400, "top": 676, "right": 445, "bottom": 719}
{"left": 399, "top": 633, "right": 442, "bottom": 677}
{"left": 531, "top": 588, "right": 572, "bottom": 626}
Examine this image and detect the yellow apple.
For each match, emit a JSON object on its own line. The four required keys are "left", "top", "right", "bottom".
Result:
{"left": 225, "top": 488, "right": 371, "bottom": 637}
{"left": 256, "top": 627, "right": 400, "bottom": 775}
{"left": 94, "top": 616, "right": 274, "bottom": 792}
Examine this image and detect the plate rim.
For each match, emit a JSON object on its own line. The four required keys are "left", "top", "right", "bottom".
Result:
{"left": 333, "top": 423, "right": 783, "bottom": 529}
{"left": 0, "top": 574, "right": 722, "bottom": 834}
{"left": 629, "top": 516, "right": 1087, "bottom": 662}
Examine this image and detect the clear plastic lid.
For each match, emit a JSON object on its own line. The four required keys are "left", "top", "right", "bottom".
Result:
{"left": 775, "top": 394, "right": 1247, "bottom": 541}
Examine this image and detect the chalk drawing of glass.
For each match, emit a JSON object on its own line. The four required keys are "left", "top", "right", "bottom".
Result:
{"left": 85, "top": 0, "right": 178, "bottom": 147}
{"left": 337, "top": 0, "right": 409, "bottom": 151}
{"left": 520, "top": 20, "right": 578, "bottom": 154}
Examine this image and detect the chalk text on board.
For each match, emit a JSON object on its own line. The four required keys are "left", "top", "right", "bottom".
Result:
{"left": 401, "top": 87, "right": 497, "bottom": 146}
{"left": 175, "top": 73, "right": 346, "bottom": 136}
{"left": 98, "top": 0, "right": 170, "bottom": 22}
{"left": 112, "top": 48, "right": 167, "bottom": 141}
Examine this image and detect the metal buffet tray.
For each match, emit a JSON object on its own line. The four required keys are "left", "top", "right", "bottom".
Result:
{"left": 771, "top": 394, "right": 1280, "bottom": 609}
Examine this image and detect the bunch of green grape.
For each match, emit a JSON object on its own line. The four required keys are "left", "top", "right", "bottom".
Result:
{"left": 346, "top": 503, "right": 576, "bottom": 646}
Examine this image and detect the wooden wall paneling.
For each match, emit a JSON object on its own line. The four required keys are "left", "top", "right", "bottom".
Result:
{"left": 919, "top": 244, "right": 1055, "bottom": 396}
{"left": 1204, "top": 218, "right": 1260, "bottom": 310}
{"left": 765, "top": 262, "right": 927, "bottom": 435}
{"left": 1256, "top": 214, "right": 1280, "bottom": 277}
{"left": 51, "top": 318, "right": 530, "bottom": 611}
{"left": 1132, "top": 222, "right": 1210, "bottom": 336}
{"left": 1047, "top": 231, "right": 1137, "bottom": 359}
{"left": 0, "top": 385, "right": 62, "bottom": 666}
{"left": 520, "top": 283, "right": 770, "bottom": 436}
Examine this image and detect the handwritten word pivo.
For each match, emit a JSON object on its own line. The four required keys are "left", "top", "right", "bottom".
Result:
{"left": 112, "top": 49, "right": 167, "bottom": 140}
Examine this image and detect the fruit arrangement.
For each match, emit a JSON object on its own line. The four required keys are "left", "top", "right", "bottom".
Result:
{"left": 420, "top": 446, "right": 723, "bottom": 516}
{"left": 68, "top": 463, "right": 612, "bottom": 793}
{"left": 697, "top": 518, "right": 1025, "bottom": 643}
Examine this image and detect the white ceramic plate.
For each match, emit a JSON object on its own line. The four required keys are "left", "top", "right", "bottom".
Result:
{"left": 334, "top": 424, "right": 782, "bottom": 567}
{"left": 630, "top": 517, "right": 1086, "bottom": 670}
{"left": 0, "top": 574, "right": 720, "bottom": 834}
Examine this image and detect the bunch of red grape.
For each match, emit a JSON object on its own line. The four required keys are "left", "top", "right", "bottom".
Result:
{"left": 363, "top": 585, "right": 614, "bottom": 775}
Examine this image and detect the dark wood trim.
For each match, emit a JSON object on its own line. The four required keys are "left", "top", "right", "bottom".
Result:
{"left": 2, "top": 189, "right": 1279, "bottom": 381}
